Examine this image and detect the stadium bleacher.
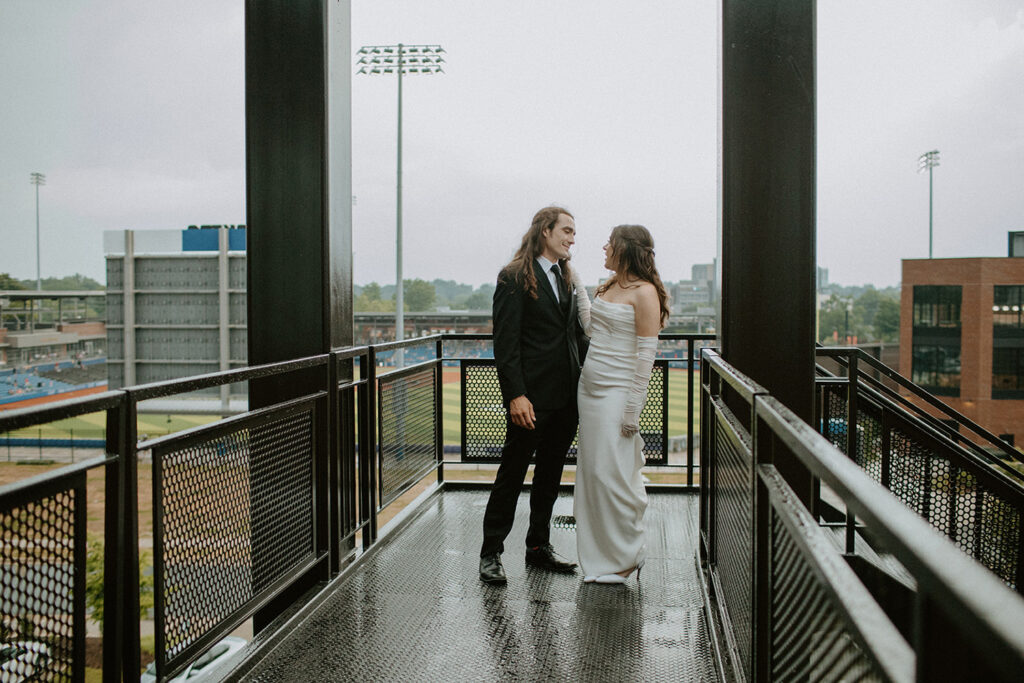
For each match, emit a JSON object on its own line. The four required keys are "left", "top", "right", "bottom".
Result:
{"left": 0, "top": 358, "right": 107, "bottom": 407}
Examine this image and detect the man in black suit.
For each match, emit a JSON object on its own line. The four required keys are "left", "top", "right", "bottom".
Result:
{"left": 479, "top": 206, "right": 585, "bottom": 584}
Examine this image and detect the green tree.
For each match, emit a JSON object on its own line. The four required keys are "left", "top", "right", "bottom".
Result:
{"left": 874, "top": 298, "right": 901, "bottom": 341}
{"left": 853, "top": 288, "right": 883, "bottom": 333}
{"left": 354, "top": 282, "right": 398, "bottom": 312}
{"left": 401, "top": 279, "right": 436, "bottom": 311}
{"left": 49, "top": 273, "right": 103, "bottom": 290}
{"left": 355, "top": 294, "right": 395, "bottom": 312}
{"left": 463, "top": 290, "right": 492, "bottom": 311}
{"left": 363, "top": 282, "right": 382, "bottom": 301}
{"left": 0, "top": 273, "right": 25, "bottom": 290}
{"left": 818, "top": 294, "right": 853, "bottom": 343}
{"left": 85, "top": 536, "right": 154, "bottom": 627}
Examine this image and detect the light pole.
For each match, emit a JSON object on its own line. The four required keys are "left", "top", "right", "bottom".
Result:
{"left": 356, "top": 43, "right": 444, "bottom": 354}
{"left": 917, "top": 150, "right": 940, "bottom": 258}
{"left": 29, "top": 172, "right": 46, "bottom": 290}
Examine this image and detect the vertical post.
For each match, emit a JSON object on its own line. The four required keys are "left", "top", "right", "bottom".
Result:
{"left": 102, "top": 398, "right": 126, "bottom": 681}
{"left": 35, "top": 180, "right": 41, "bottom": 291}
{"left": 218, "top": 228, "right": 230, "bottom": 413}
{"left": 928, "top": 164, "right": 934, "bottom": 259}
{"left": 435, "top": 337, "right": 444, "bottom": 483}
{"left": 395, "top": 44, "right": 405, "bottom": 358}
{"left": 123, "top": 231, "right": 137, "bottom": 388}
{"left": 720, "top": 0, "right": 816, "bottom": 506}
{"left": 687, "top": 337, "right": 695, "bottom": 486}
{"left": 361, "top": 347, "right": 378, "bottom": 549}
{"left": 119, "top": 394, "right": 141, "bottom": 680}
{"left": 326, "top": 351, "right": 344, "bottom": 574}
{"left": 246, "top": 0, "right": 353, "bottom": 632}
{"left": 314, "top": 368, "right": 331, "bottom": 575}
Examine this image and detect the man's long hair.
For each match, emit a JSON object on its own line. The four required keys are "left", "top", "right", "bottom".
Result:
{"left": 501, "top": 206, "right": 574, "bottom": 299}
{"left": 597, "top": 224, "right": 671, "bottom": 326}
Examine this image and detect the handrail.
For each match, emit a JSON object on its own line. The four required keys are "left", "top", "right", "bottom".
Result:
{"left": 841, "top": 367, "right": 1024, "bottom": 485}
{"left": 817, "top": 346, "right": 1022, "bottom": 464}
{"left": 0, "top": 389, "right": 124, "bottom": 431}
{"left": 130, "top": 354, "right": 331, "bottom": 402}
{"left": 755, "top": 392, "right": 1024, "bottom": 678}
{"left": 703, "top": 348, "right": 1024, "bottom": 681}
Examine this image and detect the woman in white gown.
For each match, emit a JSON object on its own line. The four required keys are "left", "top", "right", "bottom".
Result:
{"left": 570, "top": 225, "right": 670, "bottom": 584}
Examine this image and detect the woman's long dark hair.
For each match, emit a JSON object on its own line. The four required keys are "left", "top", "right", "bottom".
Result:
{"left": 596, "top": 224, "right": 670, "bottom": 326}
{"left": 501, "top": 206, "right": 574, "bottom": 299}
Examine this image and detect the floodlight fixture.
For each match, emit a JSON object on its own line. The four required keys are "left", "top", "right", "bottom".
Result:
{"left": 356, "top": 43, "right": 445, "bottom": 353}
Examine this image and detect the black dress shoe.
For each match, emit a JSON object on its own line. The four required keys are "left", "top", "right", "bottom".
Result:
{"left": 525, "top": 544, "right": 577, "bottom": 573}
{"left": 479, "top": 553, "right": 507, "bottom": 584}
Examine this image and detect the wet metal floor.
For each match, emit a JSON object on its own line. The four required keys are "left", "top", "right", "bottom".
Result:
{"left": 240, "top": 489, "right": 716, "bottom": 682}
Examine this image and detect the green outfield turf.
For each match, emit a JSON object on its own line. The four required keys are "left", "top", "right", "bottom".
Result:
{"left": 1, "top": 413, "right": 219, "bottom": 441}
{"left": 440, "top": 367, "right": 700, "bottom": 445}
{"left": 2, "top": 368, "right": 700, "bottom": 447}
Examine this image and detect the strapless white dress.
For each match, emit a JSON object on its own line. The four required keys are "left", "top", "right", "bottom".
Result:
{"left": 573, "top": 296, "right": 648, "bottom": 576}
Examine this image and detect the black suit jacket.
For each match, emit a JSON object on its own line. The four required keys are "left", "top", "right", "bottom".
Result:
{"left": 492, "top": 259, "right": 585, "bottom": 410}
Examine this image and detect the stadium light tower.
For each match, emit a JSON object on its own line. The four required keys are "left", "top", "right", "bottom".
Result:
{"left": 29, "top": 172, "right": 46, "bottom": 290}
{"left": 917, "top": 150, "right": 940, "bottom": 258}
{"left": 356, "top": 43, "right": 444, "bottom": 351}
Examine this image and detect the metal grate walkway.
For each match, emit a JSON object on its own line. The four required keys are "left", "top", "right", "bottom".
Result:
{"left": 239, "top": 489, "right": 715, "bottom": 682}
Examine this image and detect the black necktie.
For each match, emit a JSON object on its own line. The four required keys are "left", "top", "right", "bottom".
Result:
{"left": 551, "top": 264, "right": 565, "bottom": 302}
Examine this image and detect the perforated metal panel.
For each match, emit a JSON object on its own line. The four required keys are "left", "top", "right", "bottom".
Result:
{"left": 977, "top": 490, "right": 1021, "bottom": 588}
{"left": 460, "top": 360, "right": 668, "bottom": 465}
{"left": 0, "top": 479, "right": 84, "bottom": 682}
{"left": 819, "top": 383, "right": 1022, "bottom": 590}
{"left": 378, "top": 366, "right": 437, "bottom": 508}
{"left": 770, "top": 507, "right": 885, "bottom": 681}
{"left": 460, "top": 362, "right": 507, "bottom": 462}
{"left": 639, "top": 364, "right": 668, "bottom": 463}
{"left": 154, "top": 406, "right": 315, "bottom": 668}
{"left": 712, "top": 411, "right": 753, "bottom": 677}
{"left": 820, "top": 387, "right": 884, "bottom": 482}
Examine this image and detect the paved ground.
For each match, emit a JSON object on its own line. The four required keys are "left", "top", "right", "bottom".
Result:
{"left": 240, "top": 489, "right": 715, "bottom": 682}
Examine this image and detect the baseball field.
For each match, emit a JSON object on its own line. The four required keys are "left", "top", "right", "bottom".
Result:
{"left": 0, "top": 368, "right": 701, "bottom": 446}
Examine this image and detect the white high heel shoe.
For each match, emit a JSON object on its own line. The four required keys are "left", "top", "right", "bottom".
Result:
{"left": 591, "top": 558, "right": 645, "bottom": 585}
{"left": 593, "top": 573, "right": 627, "bottom": 585}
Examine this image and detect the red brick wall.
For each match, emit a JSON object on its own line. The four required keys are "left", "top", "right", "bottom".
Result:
{"left": 901, "top": 257, "right": 1024, "bottom": 443}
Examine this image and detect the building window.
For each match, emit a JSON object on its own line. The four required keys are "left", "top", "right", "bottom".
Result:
{"left": 993, "top": 285, "right": 1024, "bottom": 399}
{"left": 993, "top": 348, "right": 1024, "bottom": 398}
{"left": 912, "top": 285, "right": 961, "bottom": 396}
{"left": 993, "top": 285, "right": 1024, "bottom": 328}
{"left": 912, "top": 285, "right": 962, "bottom": 327}
{"left": 911, "top": 344, "right": 961, "bottom": 396}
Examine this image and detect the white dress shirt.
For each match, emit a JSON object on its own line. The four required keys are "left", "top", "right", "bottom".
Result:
{"left": 536, "top": 255, "right": 561, "bottom": 302}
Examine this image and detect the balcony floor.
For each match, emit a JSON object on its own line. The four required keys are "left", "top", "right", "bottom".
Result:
{"left": 240, "top": 488, "right": 715, "bottom": 682}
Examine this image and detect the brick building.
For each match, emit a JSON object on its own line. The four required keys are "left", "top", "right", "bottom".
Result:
{"left": 900, "top": 255, "right": 1024, "bottom": 444}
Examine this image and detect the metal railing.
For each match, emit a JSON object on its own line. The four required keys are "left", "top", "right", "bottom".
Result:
{"left": 816, "top": 346, "right": 1024, "bottom": 591}
{"left": 445, "top": 332, "right": 713, "bottom": 486}
{"left": 700, "top": 348, "right": 1024, "bottom": 682}
{"left": 0, "top": 346, "right": 387, "bottom": 682}
{"left": 0, "top": 391, "right": 127, "bottom": 683}
{"left": 0, "top": 330, "right": 710, "bottom": 681}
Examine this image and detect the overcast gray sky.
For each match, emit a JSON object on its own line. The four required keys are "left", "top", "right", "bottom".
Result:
{"left": 1, "top": 1, "right": 1022, "bottom": 288}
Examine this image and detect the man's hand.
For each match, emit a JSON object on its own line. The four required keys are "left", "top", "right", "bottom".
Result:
{"left": 509, "top": 395, "right": 536, "bottom": 430}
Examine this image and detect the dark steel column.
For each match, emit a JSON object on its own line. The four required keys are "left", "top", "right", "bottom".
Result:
{"left": 720, "top": 0, "right": 816, "bottom": 504}
{"left": 245, "top": 0, "right": 353, "bottom": 631}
